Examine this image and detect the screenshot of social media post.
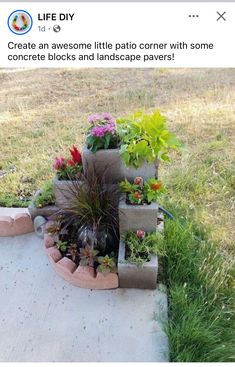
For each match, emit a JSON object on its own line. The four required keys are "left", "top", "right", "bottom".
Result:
{"left": 0, "top": 1, "right": 234, "bottom": 365}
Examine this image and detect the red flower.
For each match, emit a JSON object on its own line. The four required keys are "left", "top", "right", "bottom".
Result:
{"left": 53, "top": 157, "right": 67, "bottom": 171}
{"left": 136, "top": 230, "right": 145, "bottom": 239}
{"left": 69, "top": 145, "right": 82, "bottom": 164}
{"left": 134, "top": 177, "right": 143, "bottom": 186}
{"left": 133, "top": 192, "right": 142, "bottom": 199}
{"left": 151, "top": 182, "right": 162, "bottom": 191}
{"left": 67, "top": 159, "right": 76, "bottom": 166}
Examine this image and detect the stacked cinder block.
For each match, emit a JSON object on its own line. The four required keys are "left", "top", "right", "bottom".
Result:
{"left": 45, "top": 146, "right": 163, "bottom": 290}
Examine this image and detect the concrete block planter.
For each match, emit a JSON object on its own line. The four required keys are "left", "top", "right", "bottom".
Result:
{"left": 119, "top": 196, "right": 159, "bottom": 233}
{"left": 120, "top": 160, "right": 159, "bottom": 181}
{"left": 28, "top": 190, "right": 59, "bottom": 220}
{"left": 118, "top": 240, "right": 158, "bottom": 289}
{"left": 82, "top": 146, "right": 122, "bottom": 183}
{"left": 43, "top": 229, "right": 118, "bottom": 290}
{"left": 28, "top": 204, "right": 59, "bottom": 220}
{"left": 53, "top": 176, "right": 82, "bottom": 208}
{"left": 82, "top": 145, "right": 159, "bottom": 183}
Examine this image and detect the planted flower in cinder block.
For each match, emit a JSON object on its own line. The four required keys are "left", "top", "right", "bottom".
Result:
{"left": 119, "top": 177, "right": 164, "bottom": 233}
{"left": 52, "top": 145, "right": 83, "bottom": 207}
{"left": 82, "top": 113, "right": 121, "bottom": 183}
{"left": 118, "top": 230, "right": 165, "bottom": 289}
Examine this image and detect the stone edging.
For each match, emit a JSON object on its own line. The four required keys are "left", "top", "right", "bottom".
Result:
{"left": 43, "top": 225, "right": 119, "bottom": 290}
{"left": 0, "top": 212, "right": 34, "bottom": 237}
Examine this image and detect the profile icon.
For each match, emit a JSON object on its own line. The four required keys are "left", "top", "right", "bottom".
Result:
{"left": 8, "top": 10, "right": 33, "bottom": 35}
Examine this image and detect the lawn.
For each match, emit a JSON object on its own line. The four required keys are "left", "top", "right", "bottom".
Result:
{"left": 0, "top": 68, "right": 234, "bottom": 361}
{"left": 0, "top": 68, "right": 234, "bottom": 252}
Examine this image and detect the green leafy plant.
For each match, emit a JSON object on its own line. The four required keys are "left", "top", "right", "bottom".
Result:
{"left": 124, "top": 230, "right": 165, "bottom": 265}
{"left": 56, "top": 240, "right": 68, "bottom": 252}
{"left": 33, "top": 180, "right": 55, "bottom": 208}
{"left": 97, "top": 255, "right": 117, "bottom": 275}
{"left": 79, "top": 245, "right": 99, "bottom": 267}
{"left": 119, "top": 176, "right": 164, "bottom": 204}
{"left": 117, "top": 110, "right": 181, "bottom": 168}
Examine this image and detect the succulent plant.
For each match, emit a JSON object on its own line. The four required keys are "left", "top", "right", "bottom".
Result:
{"left": 66, "top": 243, "right": 79, "bottom": 262}
{"left": 79, "top": 245, "right": 99, "bottom": 267}
{"left": 97, "top": 255, "right": 117, "bottom": 276}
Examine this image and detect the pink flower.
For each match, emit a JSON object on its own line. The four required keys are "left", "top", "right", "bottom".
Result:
{"left": 102, "top": 113, "right": 115, "bottom": 123}
{"left": 88, "top": 114, "right": 101, "bottom": 124}
{"left": 53, "top": 157, "right": 67, "bottom": 171}
{"left": 134, "top": 177, "right": 143, "bottom": 186}
{"left": 91, "top": 126, "right": 106, "bottom": 137}
{"left": 88, "top": 112, "right": 116, "bottom": 125}
{"left": 136, "top": 230, "right": 146, "bottom": 239}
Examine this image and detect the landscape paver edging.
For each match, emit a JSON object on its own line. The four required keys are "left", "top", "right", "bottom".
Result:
{"left": 0, "top": 210, "right": 34, "bottom": 237}
{"left": 43, "top": 231, "right": 119, "bottom": 290}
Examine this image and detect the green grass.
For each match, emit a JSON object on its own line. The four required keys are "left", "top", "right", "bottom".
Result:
{"left": 0, "top": 194, "right": 30, "bottom": 208}
{"left": 33, "top": 180, "right": 55, "bottom": 208}
{"left": 0, "top": 68, "right": 234, "bottom": 254}
{"left": 1, "top": 68, "right": 234, "bottom": 253}
{"left": 0, "top": 68, "right": 234, "bottom": 361}
{"left": 161, "top": 207, "right": 235, "bottom": 362}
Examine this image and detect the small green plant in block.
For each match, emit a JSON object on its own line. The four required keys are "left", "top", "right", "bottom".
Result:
{"left": 124, "top": 230, "right": 165, "bottom": 265}
{"left": 119, "top": 176, "right": 165, "bottom": 205}
{"left": 33, "top": 180, "right": 55, "bottom": 208}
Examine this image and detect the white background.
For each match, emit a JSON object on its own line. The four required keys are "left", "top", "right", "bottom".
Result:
{"left": 0, "top": 2, "right": 234, "bottom": 67}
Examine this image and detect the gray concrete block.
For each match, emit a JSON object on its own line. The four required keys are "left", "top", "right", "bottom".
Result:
{"left": 28, "top": 204, "right": 59, "bottom": 220}
{"left": 28, "top": 190, "right": 59, "bottom": 220}
{"left": 82, "top": 146, "right": 122, "bottom": 183}
{"left": 53, "top": 177, "right": 81, "bottom": 208}
{"left": 120, "top": 159, "right": 159, "bottom": 181}
{"left": 119, "top": 196, "right": 159, "bottom": 234}
{"left": 118, "top": 240, "right": 158, "bottom": 289}
{"left": 82, "top": 145, "right": 159, "bottom": 183}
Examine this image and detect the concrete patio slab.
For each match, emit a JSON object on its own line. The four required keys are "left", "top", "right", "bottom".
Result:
{"left": 0, "top": 233, "right": 168, "bottom": 362}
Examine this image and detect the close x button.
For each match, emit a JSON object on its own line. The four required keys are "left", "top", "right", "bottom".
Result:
{"left": 217, "top": 11, "right": 226, "bottom": 21}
